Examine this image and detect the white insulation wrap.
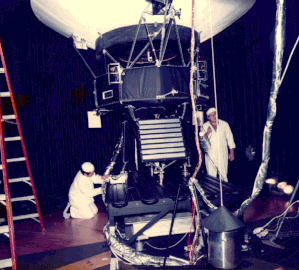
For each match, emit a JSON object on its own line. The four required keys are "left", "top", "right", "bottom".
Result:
{"left": 30, "top": 0, "right": 255, "bottom": 49}
{"left": 234, "top": 0, "right": 286, "bottom": 217}
{"left": 104, "top": 224, "right": 189, "bottom": 267}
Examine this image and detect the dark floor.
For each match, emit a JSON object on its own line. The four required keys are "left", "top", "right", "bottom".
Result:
{"left": 0, "top": 193, "right": 298, "bottom": 269}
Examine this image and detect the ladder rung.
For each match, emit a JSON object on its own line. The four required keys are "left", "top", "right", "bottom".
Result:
{"left": 0, "top": 258, "right": 12, "bottom": 268}
{"left": 0, "top": 67, "right": 4, "bottom": 73}
{"left": 11, "top": 195, "right": 35, "bottom": 202}
{"left": 0, "top": 225, "right": 9, "bottom": 234}
{"left": 13, "top": 213, "right": 39, "bottom": 221}
{"left": 0, "top": 157, "right": 26, "bottom": 169}
{"left": 2, "top": 115, "right": 16, "bottom": 120}
{"left": 0, "top": 194, "right": 34, "bottom": 202}
{"left": 0, "top": 92, "right": 10, "bottom": 97}
{"left": 8, "top": 157, "right": 26, "bottom": 162}
{"left": 9, "top": 176, "right": 31, "bottom": 183}
{"left": 5, "top": 136, "right": 21, "bottom": 142}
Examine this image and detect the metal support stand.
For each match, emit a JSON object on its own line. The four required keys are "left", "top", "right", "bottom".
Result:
{"left": 110, "top": 257, "right": 119, "bottom": 270}
{"left": 121, "top": 120, "right": 129, "bottom": 173}
{"left": 272, "top": 178, "right": 299, "bottom": 242}
{"left": 163, "top": 186, "right": 181, "bottom": 267}
{"left": 182, "top": 162, "right": 190, "bottom": 177}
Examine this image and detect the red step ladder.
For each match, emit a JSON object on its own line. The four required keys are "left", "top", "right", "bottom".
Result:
{"left": 0, "top": 38, "right": 45, "bottom": 269}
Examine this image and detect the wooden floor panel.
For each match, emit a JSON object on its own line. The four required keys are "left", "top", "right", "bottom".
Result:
{"left": 243, "top": 196, "right": 293, "bottom": 223}
{"left": 0, "top": 194, "right": 297, "bottom": 264}
{"left": 0, "top": 204, "right": 107, "bottom": 259}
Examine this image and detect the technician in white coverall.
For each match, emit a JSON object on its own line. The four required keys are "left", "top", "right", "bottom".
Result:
{"left": 68, "top": 162, "right": 108, "bottom": 219}
{"left": 203, "top": 108, "right": 236, "bottom": 182}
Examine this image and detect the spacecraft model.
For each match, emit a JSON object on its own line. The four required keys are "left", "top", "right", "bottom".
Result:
{"left": 31, "top": 0, "right": 257, "bottom": 269}
{"left": 31, "top": 0, "right": 255, "bottom": 111}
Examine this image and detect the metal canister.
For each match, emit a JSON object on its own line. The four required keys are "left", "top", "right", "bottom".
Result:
{"left": 208, "top": 228, "right": 243, "bottom": 269}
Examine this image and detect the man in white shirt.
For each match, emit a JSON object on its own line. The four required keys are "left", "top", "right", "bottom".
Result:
{"left": 68, "top": 162, "right": 108, "bottom": 219}
{"left": 203, "top": 108, "right": 236, "bottom": 182}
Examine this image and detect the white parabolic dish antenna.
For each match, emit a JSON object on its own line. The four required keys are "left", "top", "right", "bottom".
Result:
{"left": 30, "top": 0, "right": 256, "bottom": 50}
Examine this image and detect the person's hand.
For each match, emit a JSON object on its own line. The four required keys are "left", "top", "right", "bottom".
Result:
{"left": 207, "top": 126, "right": 212, "bottom": 134}
{"left": 204, "top": 126, "right": 212, "bottom": 140}
{"left": 101, "top": 175, "right": 109, "bottom": 179}
{"left": 229, "top": 151, "right": 235, "bottom": 162}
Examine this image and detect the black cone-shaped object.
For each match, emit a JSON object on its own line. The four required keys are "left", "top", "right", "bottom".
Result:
{"left": 202, "top": 205, "right": 244, "bottom": 232}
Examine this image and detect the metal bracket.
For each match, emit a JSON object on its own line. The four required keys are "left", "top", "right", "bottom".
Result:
{"left": 1, "top": 120, "right": 20, "bottom": 125}
{"left": 108, "top": 63, "right": 123, "bottom": 85}
{"left": 156, "top": 89, "right": 178, "bottom": 99}
{"left": 72, "top": 35, "right": 88, "bottom": 50}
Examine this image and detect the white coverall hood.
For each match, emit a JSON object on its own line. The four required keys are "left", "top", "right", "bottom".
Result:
{"left": 81, "top": 162, "right": 95, "bottom": 173}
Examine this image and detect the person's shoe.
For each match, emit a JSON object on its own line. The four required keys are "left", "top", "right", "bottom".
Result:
{"left": 63, "top": 202, "right": 71, "bottom": 219}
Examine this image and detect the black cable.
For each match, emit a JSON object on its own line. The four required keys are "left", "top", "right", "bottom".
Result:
{"left": 163, "top": 185, "right": 181, "bottom": 267}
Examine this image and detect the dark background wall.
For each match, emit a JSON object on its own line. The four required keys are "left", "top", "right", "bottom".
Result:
{"left": 201, "top": 0, "right": 299, "bottom": 185}
{"left": 0, "top": 0, "right": 298, "bottom": 212}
